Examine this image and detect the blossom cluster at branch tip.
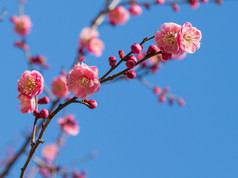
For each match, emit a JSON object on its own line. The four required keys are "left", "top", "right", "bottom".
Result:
{"left": 66, "top": 63, "right": 100, "bottom": 99}
{"left": 155, "top": 22, "right": 202, "bottom": 56}
{"left": 79, "top": 27, "right": 104, "bottom": 57}
{"left": 10, "top": 15, "right": 32, "bottom": 36}
{"left": 58, "top": 115, "right": 80, "bottom": 136}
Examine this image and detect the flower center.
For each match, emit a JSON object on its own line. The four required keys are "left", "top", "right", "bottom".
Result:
{"left": 183, "top": 34, "right": 192, "bottom": 42}
{"left": 165, "top": 33, "right": 176, "bottom": 45}
{"left": 77, "top": 76, "right": 90, "bottom": 88}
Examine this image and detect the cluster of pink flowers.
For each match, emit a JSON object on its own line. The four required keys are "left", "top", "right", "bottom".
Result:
{"left": 66, "top": 63, "right": 101, "bottom": 99}
{"left": 51, "top": 75, "right": 69, "bottom": 98}
{"left": 155, "top": 22, "right": 202, "bottom": 56}
{"left": 17, "top": 70, "right": 44, "bottom": 113}
{"left": 79, "top": 27, "right": 104, "bottom": 57}
{"left": 58, "top": 115, "right": 80, "bottom": 136}
{"left": 10, "top": 15, "right": 32, "bottom": 36}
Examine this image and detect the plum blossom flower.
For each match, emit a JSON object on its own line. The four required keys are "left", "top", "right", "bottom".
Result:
{"left": 79, "top": 28, "right": 99, "bottom": 48}
{"left": 178, "top": 22, "right": 202, "bottom": 54}
{"left": 11, "top": 15, "right": 32, "bottom": 36}
{"left": 79, "top": 27, "right": 104, "bottom": 57}
{"left": 17, "top": 70, "right": 44, "bottom": 98}
{"left": 108, "top": 6, "right": 130, "bottom": 25}
{"left": 155, "top": 23, "right": 182, "bottom": 55}
{"left": 129, "top": 4, "right": 142, "bottom": 16}
{"left": 58, "top": 115, "right": 79, "bottom": 136}
{"left": 88, "top": 38, "right": 104, "bottom": 57}
{"left": 66, "top": 63, "right": 100, "bottom": 99}
{"left": 17, "top": 94, "right": 35, "bottom": 113}
{"left": 51, "top": 75, "right": 69, "bottom": 98}
{"left": 41, "top": 144, "right": 58, "bottom": 162}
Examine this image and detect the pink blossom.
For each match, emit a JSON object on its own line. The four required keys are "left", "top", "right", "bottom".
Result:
{"left": 171, "top": 3, "right": 180, "bottom": 12}
{"left": 11, "top": 15, "right": 32, "bottom": 36}
{"left": 189, "top": 0, "right": 200, "bottom": 9}
{"left": 156, "top": 0, "right": 165, "bottom": 4}
{"left": 79, "top": 27, "right": 99, "bottom": 48}
{"left": 41, "top": 144, "right": 58, "bottom": 162}
{"left": 88, "top": 38, "right": 104, "bottom": 57}
{"left": 66, "top": 63, "right": 101, "bottom": 99}
{"left": 51, "top": 75, "right": 69, "bottom": 98}
{"left": 17, "top": 70, "right": 44, "bottom": 98}
{"left": 58, "top": 115, "right": 79, "bottom": 136}
{"left": 155, "top": 23, "right": 182, "bottom": 55}
{"left": 178, "top": 22, "right": 202, "bottom": 54}
{"left": 14, "top": 41, "right": 28, "bottom": 51}
{"left": 17, "top": 94, "right": 35, "bottom": 113}
{"left": 108, "top": 6, "right": 130, "bottom": 25}
{"left": 129, "top": 4, "right": 142, "bottom": 16}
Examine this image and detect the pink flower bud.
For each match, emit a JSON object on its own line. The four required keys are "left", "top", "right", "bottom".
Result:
{"left": 33, "top": 109, "right": 39, "bottom": 117}
{"left": 14, "top": 41, "right": 28, "bottom": 51}
{"left": 87, "top": 100, "right": 97, "bottom": 109}
{"left": 153, "top": 87, "right": 162, "bottom": 95}
{"left": 126, "top": 60, "right": 136, "bottom": 68}
{"left": 147, "top": 45, "right": 159, "bottom": 55}
{"left": 177, "top": 97, "right": 185, "bottom": 107}
{"left": 38, "top": 97, "right": 50, "bottom": 104}
{"left": 162, "top": 53, "right": 172, "bottom": 60}
{"left": 215, "top": 0, "right": 223, "bottom": 4}
{"left": 131, "top": 43, "right": 143, "bottom": 54}
{"left": 141, "top": 62, "right": 147, "bottom": 68}
{"left": 171, "top": 3, "right": 180, "bottom": 12}
{"left": 129, "top": 55, "right": 138, "bottom": 63}
{"left": 169, "top": 98, "right": 174, "bottom": 105}
{"left": 159, "top": 95, "right": 166, "bottom": 103}
{"left": 39, "top": 109, "right": 49, "bottom": 118}
{"left": 125, "top": 70, "right": 136, "bottom": 79}
{"left": 80, "top": 56, "right": 86, "bottom": 62}
{"left": 144, "top": 3, "right": 150, "bottom": 9}
{"left": 109, "top": 56, "right": 116, "bottom": 67}
{"left": 118, "top": 50, "right": 125, "bottom": 58}
{"left": 156, "top": 0, "right": 165, "bottom": 5}
{"left": 129, "top": 4, "right": 142, "bottom": 16}
{"left": 201, "top": 0, "right": 209, "bottom": 2}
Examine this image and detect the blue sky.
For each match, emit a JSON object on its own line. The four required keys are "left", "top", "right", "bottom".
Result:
{"left": 0, "top": 0, "right": 238, "bottom": 177}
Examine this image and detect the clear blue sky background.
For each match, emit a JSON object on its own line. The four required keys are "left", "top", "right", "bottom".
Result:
{"left": 0, "top": 0, "right": 238, "bottom": 177}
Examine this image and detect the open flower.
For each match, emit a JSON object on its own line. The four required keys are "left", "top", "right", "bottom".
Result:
{"left": 11, "top": 15, "right": 32, "bottom": 36}
{"left": 58, "top": 115, "right": 79, "bottom": 136}
{"left": 66, "top": 63, "right": 100, "bottom": 99}
{"left": 41, "top": 144, "right": 58, "bottom": 162}
{"left": 178, "top": 22, "right": 202, "bottom": 54}
{"left": 79, "top": 27, "right": 99, "bottom": 48}
{"left": 51, "top": 75, "right": 69, "bottom": 98}
{"left": 155, "top": 23, "right": 182, "bottom": 55}
{"left": 17, "top": 70, "right": 44, "bottom": 98}
{"left": 17, "top": 94, "right": 35, "bottom": 113}
{"left": 88, "top": 38, "right": 104, "bottom": 57}
{"left": 108, "top": 6, "right": 130, "bottom": 25}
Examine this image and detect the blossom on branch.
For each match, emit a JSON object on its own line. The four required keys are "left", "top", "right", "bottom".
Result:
{"left": 17, "top": 94, "right": 35, "bottom": 113}
{"left": 51, "top": 75, "right": 69, "bottom": 98}
{"left": 10, "top": 15, "right": 32, "bottom": 36}
{"left": 17, "top": 70, "right": 44, "bottom": 98}
{"left": 66, "top": 63, "right": 100, "bottom": 99}
{"left": 108, "top": 6, "right": 130, "bottom": 25}
{"left": 58, "top": 115, "right": 79, "bottom": 136}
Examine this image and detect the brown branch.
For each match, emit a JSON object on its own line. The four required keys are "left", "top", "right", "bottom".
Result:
{"left": 20, "top": 97, "right": 77, "bottom": 178}
{"left": 100, "top": 36, "right": 154, "bottom": 82}
{"left": 0, "top": 99, "right": 60, "bottom": 177}
{"left": 101, "top": 50, "right": 162, "bottom": 83}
